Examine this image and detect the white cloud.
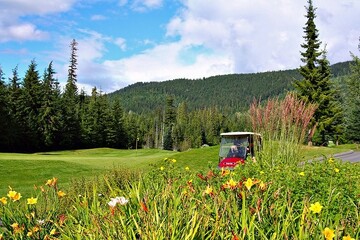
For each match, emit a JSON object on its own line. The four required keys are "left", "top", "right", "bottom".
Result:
{"left": 0, "top": 0, "right": 75, "bottom": 15}
{"left": 0, "top": 0, "right": 75, "bottom": 42}
{"left": 166, "top": 0, "right": 306, "bottom": 73}
{"left": 0, "top": 23, "right": 48, "bottom": 42}
{"left": 102, "top": 41, "right": 232, "bottom": 91}
{"left": 115, "top": 38, "right": 127, "bottom": 51}
{"left": 164, "top": 0, "right": 360, "bottom": 74}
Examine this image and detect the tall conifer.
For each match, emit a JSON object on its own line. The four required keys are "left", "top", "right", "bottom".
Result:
{"left": 61, "top": 39, "right": 81, "bottom": 148}
{"left": 40, "top": 62, "right": 61, "bottom": 148}
{"left": 21, "top": 60, "right": 42, "bottom": 150}
{"left": 0, "top": 66, "right": 11, "bottom": 150}
{"left": 345, "top": 40, "right": 360, "bottom": 141}
{"left": 294, "top": 0, "right": 341, "bottom": 145}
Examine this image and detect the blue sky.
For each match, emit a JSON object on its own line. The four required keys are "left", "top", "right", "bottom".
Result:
{"left": 1, "top": 0, "right": 360, "bottom": 93}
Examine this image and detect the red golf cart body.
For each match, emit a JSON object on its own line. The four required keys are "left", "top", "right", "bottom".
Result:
{"left": 218, "top": 132, "right": 261, "bottom": 169}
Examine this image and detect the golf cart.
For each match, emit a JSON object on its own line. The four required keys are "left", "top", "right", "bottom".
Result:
{"left": 218, "top": 132, "right": 261, "bottom": 169}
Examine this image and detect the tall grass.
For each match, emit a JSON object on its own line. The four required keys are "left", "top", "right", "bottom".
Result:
{"left": 250, "top": 93, "right": 317, "bottom": 167}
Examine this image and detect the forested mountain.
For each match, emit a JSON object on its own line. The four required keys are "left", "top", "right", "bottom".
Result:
{"left": 110, "top": 61, "right": 352, "bottom": 114}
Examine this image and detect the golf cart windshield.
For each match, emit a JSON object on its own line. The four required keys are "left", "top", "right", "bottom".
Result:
{"left": 219, "top": 135, "right": 249, "bottom": 159}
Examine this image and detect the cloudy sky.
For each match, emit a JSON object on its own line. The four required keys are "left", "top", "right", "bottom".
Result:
{"left": 0, "top": 0, "right": 359, "bottom": 93}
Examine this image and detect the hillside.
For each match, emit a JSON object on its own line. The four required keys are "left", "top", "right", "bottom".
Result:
{"left": 110, "top": 61, "right": 352, "bottom": 114}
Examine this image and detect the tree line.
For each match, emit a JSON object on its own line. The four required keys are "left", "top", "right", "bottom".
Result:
{"left": 0, "top": 40, "right": 249, "bottom": 152}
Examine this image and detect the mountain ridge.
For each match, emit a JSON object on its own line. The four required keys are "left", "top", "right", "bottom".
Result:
{"left": 110, "top": 61, "right": 352, "bottom": 114}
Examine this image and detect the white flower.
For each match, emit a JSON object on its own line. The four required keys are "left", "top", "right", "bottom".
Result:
{"left": 116, "top": 196, "right": 129, "bottom": 205}
{"left": 108, "top": 199, "right": 118, "bottom": 207}
{"left": 37, "top": 219, "right": 45, "bottom": 225}
{"left": 108, "top": 196, "right": 129, "bottom": 207}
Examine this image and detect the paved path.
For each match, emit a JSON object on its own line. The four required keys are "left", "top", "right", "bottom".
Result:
{"left": 333, "top": 151, "right": 360, "bottom": 163}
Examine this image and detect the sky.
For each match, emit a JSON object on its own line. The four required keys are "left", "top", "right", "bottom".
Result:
{"left": 0, "top": 0, "right": 360, "bottom": 93}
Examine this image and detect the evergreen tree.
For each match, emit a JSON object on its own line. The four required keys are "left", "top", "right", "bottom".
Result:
{"left": 163, "top": 96, "right": 176, "bottom": 150}
{"left": 345, "top": 40, "right": 360, "bottom": 141}
{"left": 7, "top": 66, "right": 23, "bottom": 151}
{"left": 81, "top": 87, "right": 112, "bottom": 147}
{"left": 21, "top": 60, "right": 43, "bottom": 150}
{"left": 316, "top": 51, "right": 344, "bottom": 144}
{"left": 61, "top": 39, "right": 81, "bottom": 148}
{"left": 39, "top": 62, "right": 61, "bottom": 148}
{"left": 109, "top": 97, "right": 127, "bottom": 148}
{"left": 294, "top": 0, "right": 340, "bottom": 145}
{"left": 124, "top": 111, "right": 140, "bottom": 149}
{"left": 0, "top": 66, "right": 11, "bottom": 151}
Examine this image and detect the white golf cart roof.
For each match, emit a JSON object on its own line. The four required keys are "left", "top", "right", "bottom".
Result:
{"left": 220, "top": 132, "right": 261, "bottom": 136}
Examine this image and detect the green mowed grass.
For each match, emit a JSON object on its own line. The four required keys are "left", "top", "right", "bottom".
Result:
{"left": 0, "top": 144, "right": 355, "bottom": 196}
{"left": 0, "top": 148, "right": 178, "bottom": 196}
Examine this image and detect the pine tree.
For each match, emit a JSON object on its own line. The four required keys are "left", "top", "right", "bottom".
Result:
{"left": 61, "top": 39, "right": 81, "bottom": 149}
{"left": 294, "top": 0, "right": 341, "bottom": 145}
{"left": 21, "top": 60, "right": 43, "bottom": 150}
{"left": 39, "top": 62, "right": 61, "bottom": 148}
{"left": 163, "top": 96, "right": 176, "bottom": 150}
{"left": 109, "top": 97, "right": 127, "bottom": 148}
{"left": 7, "top": 66, "right": 23, "bottom": 151}
{"left": 345, "top": 40, "right": 360, "bottom": 142}
{"left": 0, "top": 66, "right": 11, "bottom": 150}
{"left": 316, "top": 51, "right": 344, "bottom": 144}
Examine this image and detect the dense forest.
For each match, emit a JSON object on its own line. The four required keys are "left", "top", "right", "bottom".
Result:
{"left": 111, "top": 61, "right": 352, "bottom": 114}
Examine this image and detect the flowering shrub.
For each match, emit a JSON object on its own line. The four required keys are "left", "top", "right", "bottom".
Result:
{"left": 0, "top": 157, "right": 359, "bottom": 239}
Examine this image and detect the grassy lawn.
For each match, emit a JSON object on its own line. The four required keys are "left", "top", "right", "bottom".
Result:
{"left": 300, "top": 143, "right": 359, "bottom": 159}
{"left": 0, "top": 144, "right": 356, "bottom": 196}
{"left": 0, "top": 148, "right": 177, "bottom": 196}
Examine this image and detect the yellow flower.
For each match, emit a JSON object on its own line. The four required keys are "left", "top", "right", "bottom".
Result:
{"left": 50, "top": 229, "right": 56, "bottom": 235}
{"left": 33, "top": 226, "right": 40, "bottom": 232}
{"left": 11, "top": 222, "right": 24, "bottom": 234}
{"left": 244, "top": 178, "right": 254, "bottom": 190}
{"left": 342, "top": 235, "right": 355, "bottom": 240}
{"left": 57, "top": 190, "right": 66, "bottom": 198}
{"left": 343, "top": 234, "right": 355, "bottom": 240}
{"left": 27, "top": 197, "right": 38, "bottom": 205}
{"left": 322, "top": 227, "right": 335, "bottom": 240}
{"left": 259, "top": 181, "right": 266, "bottom": 190}
{"left": 185, "top": 166, "right": 190, "bottom": 171}
{"left": 334, "top": 168, "right": 339, "bottom": 173}
{"left": 220, "top": 167, "right": 230, "bottom": 176}
{"left": 160, "top": 166, "right": 165, "bottom": 171}
{"left": 204, "top": 186, "right": 213, "bottom": 195}
{"left": 223, "top": 178, "right": 237, "bottom": 189}
{"left": 7, "top": 190, "right": 21, "bottom": 202}
{"left": 309, "top": 202, "right": 323, "bottom": 214}
{"left": 45, "top": 177, "right": 58, "bottom": 187}
{"left": 172, "top": 159, "right": 177, "bottom": 163}
{"left": 0, "top": 197, "right": 7, "bottom": 205}
{"left": 27, "top": 231, "right": 33, "bottom": 237}
{"left": 11, "top": 223, "right": 19, "bottom": 229}
{"left": 328, "top": 158, "right": 334, "bottom": 163}
{"left": 299, "top": 172, "right": 305, "bottom": 176}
